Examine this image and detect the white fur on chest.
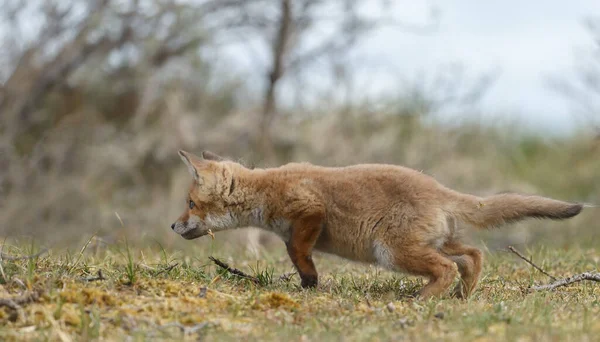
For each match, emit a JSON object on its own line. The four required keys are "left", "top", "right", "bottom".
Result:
{"left": 372, "top": 241, "right": 395, "bottom": 269}
{"left": 247, "top": 207, "right": 292, "bottom": 241}
{"left": 268, "top": 218, "right": 292, "bottom": 241}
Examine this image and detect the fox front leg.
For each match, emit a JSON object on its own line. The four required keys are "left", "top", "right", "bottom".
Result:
{"left": 285, "top": 215, "right": 323, "bottom": 288}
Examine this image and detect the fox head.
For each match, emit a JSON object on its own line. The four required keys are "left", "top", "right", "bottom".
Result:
{"left": 171, "top": 150, "right": 239, "bottom": 239}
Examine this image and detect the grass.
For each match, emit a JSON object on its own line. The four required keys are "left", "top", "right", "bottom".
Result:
{"left": 0, "top": 238, "right": 599, "bottom": 342}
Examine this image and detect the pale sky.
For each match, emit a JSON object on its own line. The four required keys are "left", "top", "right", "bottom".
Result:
{"left": 3, "top": 1, "right": 598, "bottom": 135}
{"left": 356, "top": 0, "right": 599, "bottom": 134}
{"left": 221, "top": 0, "right": 599, "bottom": 135}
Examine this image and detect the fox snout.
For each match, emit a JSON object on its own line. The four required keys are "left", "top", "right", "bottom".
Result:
{"left": 171, "top": 216, "right": 207, "bottom": 240}
{"left": 171, "top": 220, "right": 187, "bottom": 235}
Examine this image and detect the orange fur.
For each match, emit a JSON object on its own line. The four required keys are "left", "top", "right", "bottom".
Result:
{"left": 171, "top": 150, "right": 584, "bottom": 299}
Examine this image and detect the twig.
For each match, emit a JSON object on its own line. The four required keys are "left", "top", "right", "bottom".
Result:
{"left": 529, "top": 272, "right": 600, "bottom": 291}
{"left": 507, "top": 246, "right": 557, "bottom": 280}
{"left": 208, "top": 256, "right": 259, "bottom": 284}
{"left": 364, "top": 292, "right": 372, "bottom": 308}
{"left": 155, "top": 263, "right": 179, "bottom": 277}
{"left": 0, "top": 298, "right": 20, "bottom": 311}
{"left": 0, "top": 248, "right": 48, "bottom": 261}
{"left": 83, "top": 270, "right": 106, "bottom": 282}
{"left": 278, "top": 271, "right": 296, "bottom": 282}
{"left": 0, "top": 291, "right": 40, "bottom": 307}
{"left": 507, "top": 246, "right": 600, "bottom": 292}
{"left": 158, "top": 321, "right": 209, "bottom": 335}
{"left": 0, "top": 291, "right": 40, "bottom": 321}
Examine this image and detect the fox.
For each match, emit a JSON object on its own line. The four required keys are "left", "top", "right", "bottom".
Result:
{"left": 171, "top": 150, "right": 585, "bottom": 299}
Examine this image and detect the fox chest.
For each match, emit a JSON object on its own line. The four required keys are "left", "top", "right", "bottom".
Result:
{"left": 267, "top": 218, "right": 293, "bottom": 241}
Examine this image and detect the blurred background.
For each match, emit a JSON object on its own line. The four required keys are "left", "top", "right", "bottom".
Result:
{"left": 0, "top": 0, "right": 598, "bottom": 254}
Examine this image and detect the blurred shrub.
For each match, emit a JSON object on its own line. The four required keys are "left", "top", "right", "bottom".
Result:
{"left": 0, "top": 1, "right": 597, "bottom": 250}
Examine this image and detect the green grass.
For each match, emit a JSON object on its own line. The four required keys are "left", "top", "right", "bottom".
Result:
{"left": 0, "top": 239, "right": 599, "bottom": 341}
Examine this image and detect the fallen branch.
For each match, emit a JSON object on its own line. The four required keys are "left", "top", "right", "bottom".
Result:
{"left": 208, "top": 256, "right": 259, "bottom": 284}
{"left": 507, "top": 246, "right": 600, "bottom": 292}
{"left": 529, "top": 272, "right": 600, "bottom": 291}
{"left": 507, "top": 246, "right": 556, "bottom": 280}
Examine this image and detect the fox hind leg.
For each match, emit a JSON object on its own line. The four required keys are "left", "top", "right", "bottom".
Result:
{"left": 404, "top": 248, "right": 458, "bottom": 299}
{"left": 375, "top": 242, "right": 459, "bottom": 299}
{"left": 440, "top": 240, "right": 483, "bottom": 299}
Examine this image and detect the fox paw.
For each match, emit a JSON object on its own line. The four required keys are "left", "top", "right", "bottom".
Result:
{"left": 300, "top": 275, "right": 318, "bottom": 288}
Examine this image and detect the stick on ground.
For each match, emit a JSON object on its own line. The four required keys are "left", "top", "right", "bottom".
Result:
{"left": 209, "top": 256, "right": 259, "bottom": 284}
{"left": 507, "top": 245, "right": 600, "bottom": 292}
{"left": 529, "top": 272, "right": 600, "bottom": 291}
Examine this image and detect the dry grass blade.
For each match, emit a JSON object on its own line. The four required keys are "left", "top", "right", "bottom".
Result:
{"left": 208, "top": 256, "right": 259, "bottom": 284}
{"left": 115, "top": 212, "right": 125, "bottom": 227}
{"left": 69, "top": 235, "right": 96, "bottom": 273}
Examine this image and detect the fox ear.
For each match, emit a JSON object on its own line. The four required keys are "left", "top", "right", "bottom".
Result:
{"left": 178, "top": 150, "right": 205, "bottom": 183}
{"left": 201, "top": 151, "right": 225, "bottom": 161}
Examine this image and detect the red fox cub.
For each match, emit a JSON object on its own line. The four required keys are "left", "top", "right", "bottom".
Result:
{"left": 171, "top": 150, "right": 584, "bottom": 299}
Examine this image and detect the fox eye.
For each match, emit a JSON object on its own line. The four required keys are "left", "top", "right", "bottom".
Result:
{"left": 189, "top": 200, "right": 195, "bottom": 209}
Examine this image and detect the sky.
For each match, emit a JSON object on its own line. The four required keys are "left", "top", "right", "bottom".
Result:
{"left": 6, "top": 0, "right": 596, "bottom": 135}
{"left": 355, "top": 0, "right": 599, "bottom": 134}
{"left": 222, "top": 0, "right": 599, "bottom": 135}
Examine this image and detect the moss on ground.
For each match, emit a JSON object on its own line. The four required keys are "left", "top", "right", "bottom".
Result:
{"left": 0, "top": 241, "right": 599, "bottom": 341}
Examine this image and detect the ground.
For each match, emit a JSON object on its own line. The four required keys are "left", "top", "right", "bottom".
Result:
{"left": 0, "top": 238, "right": 599, "bottom": 341}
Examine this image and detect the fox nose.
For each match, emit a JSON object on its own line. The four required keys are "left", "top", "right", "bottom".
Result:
{"left": 171, "top": 223, "right": 175, "bottom": 230}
